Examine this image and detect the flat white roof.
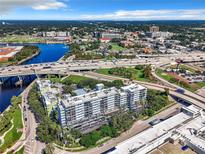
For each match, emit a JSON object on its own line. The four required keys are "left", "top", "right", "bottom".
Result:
{"left": 176, "top": 115, "right": 205, "bottom": 151}
{"left": 111, "top": 112, "right": 191, "bottom": 154}
{"left": 121, "top": 84, "right": 146, "bottom": 92}
{"left": 61, "top": 87, "right": 118, "bottom": 107}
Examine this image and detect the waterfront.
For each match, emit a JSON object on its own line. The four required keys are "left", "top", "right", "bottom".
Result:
{"left": 0, "top": 43, "right": 69, "bottom": 112}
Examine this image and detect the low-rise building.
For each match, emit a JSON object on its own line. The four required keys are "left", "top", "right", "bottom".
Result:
{"left": 147, "top": 32, "right": 173, "bottom": 38}
{"left": 36, "top": 80, "right": 62, "bottom": 114}
{"left": 101, "top": 32, "right": 121, "bottom": 39}
{"left": 110, "top": 105, "right": 204, "bottom": 154}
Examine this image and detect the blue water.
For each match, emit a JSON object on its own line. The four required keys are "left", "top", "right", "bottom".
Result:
{"left": 24, "top": 44, "right": 69, "bottom": 64}
{"left": 0, "top": 43, "right": 69, "bottom": 113}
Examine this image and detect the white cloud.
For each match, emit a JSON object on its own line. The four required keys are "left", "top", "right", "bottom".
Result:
{"left": 32, "top": 1, "right": 67, "bottom": 10}
{"left": 0, "top": 0, "right": 67, "bottom": 14}
{"left": 81, "top": 9, "right": 205, "bottom": 20}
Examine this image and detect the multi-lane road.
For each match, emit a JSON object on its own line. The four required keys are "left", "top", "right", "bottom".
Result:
{"left": 0, "top": 52, "right": 205, "bottom": 78}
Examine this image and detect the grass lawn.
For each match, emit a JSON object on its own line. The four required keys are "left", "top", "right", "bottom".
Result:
{"left": 64, "top": 75, "right": 90, "bottom": 84}
{"left": 96, "top": 69, "right": 110, "bottom": 75}
{"left": 0, "top": 106, "right": 23, "bottom": 153}
{"left": 196, "top": 82, "right": 205, "bottom": 88}
{"left": 111, "top": 43, "right": 125, "bottom": 51}
{"left": 96, "top": 68, "right": 152, "bottom": 82}
{"left": 156, "top": 68, "right": 174, "bottom": 81}
{"left": 156, "top": 68, "right": 200, "bottom": 92}
{"left": 15, "top": 146, "right": 24, "bottom": 154}
{"left": 179, "top": 64, "right": 198, "bottom": 73}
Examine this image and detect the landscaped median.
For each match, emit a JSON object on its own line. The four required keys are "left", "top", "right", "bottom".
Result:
{"left": 155, "top": 68, "right": 205, "bottom": 92}
{"left": 96, "top": 65, "right": 157, "bottom": 83}
{"left": 0, "top": 96, "right": 23, "bottom": 153}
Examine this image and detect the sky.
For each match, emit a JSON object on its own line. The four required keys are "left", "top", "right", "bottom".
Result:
{"left": 0, "top": 0, "right": 205, "bottom": 20}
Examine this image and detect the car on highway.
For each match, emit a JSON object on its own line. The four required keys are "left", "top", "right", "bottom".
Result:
{"left": 175, "top": 88, "right": 185, "bottom": 94}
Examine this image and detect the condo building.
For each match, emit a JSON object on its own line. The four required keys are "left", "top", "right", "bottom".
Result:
{"left": 36, "top": 79, "right": 147, "bottom": 133}
{"left": 57, "top": 84, "right": 147, "bottom": 133}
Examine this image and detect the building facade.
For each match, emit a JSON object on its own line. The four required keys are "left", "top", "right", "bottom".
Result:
{"left": 149, "top": 26, "right": 159, "bottom": 32}
{"left": 101, "top": 32, "right": 121, "bottom": 39}
{"left": 36, "top": 80, "right": 147, "bottom": 133}
{"left": 57, "top": 84, "right": 147, "bottom": 133}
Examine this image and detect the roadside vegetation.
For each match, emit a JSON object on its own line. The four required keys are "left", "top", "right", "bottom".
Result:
{"left": 97, "top": 65, "right": 156, "bottom": 82}
{"left": 110, "top": 43, "right": 125, "bottom": 51}
{"left": 156, "top": 68, "right": 204, "bottom": 92}
{"left": 141, "top": 89, "right": 172, "bottom": 117}
{"left": 43, "top": 143, "right": 55, "bottom": 154}
{"left": 7, "top": 146, "right": 24, "bottom": 154}
{"left": 28, "top": 85, "right": 61, "bottom": 143}
{"left": 0, "top": 96, "right": 23, "bottom": 153}
{"left": 48, "top": 75, "right": 124, "bottom": 94}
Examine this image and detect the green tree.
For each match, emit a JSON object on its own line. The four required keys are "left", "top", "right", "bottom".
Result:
{"left": 43, "top": 143, "right": 55, "bottom": 154}
{"left": 112, "top": 80, "right": 124, "bottom": 88}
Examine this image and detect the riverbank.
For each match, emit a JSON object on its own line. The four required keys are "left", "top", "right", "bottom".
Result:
{"left": 0, "top": 43, "right": 69, "bottom": 113}
{"left": 16, "top": 50, "right": 40, "bottom": 65}
{"left": 0, "top": 46, "right": 40, "bottom": 67}
{"left": 0, "top": 97, "right": 23, "bottom": 153}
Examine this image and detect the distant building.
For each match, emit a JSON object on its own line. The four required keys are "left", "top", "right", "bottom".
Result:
{"left": 43, "top": 31, "right": 56, "bottom": 37}
{"left": 99, "top": 38, "right": 112, "bottom": 43}
{"left": 93, "top": 32, "right": 101, "bottom": 38}
{"left": 147, "top": 32, "right": 173, "bottom": 38}
{"left": 120, "top": 40, "right": 135, "bottom": 47}
{"left": 149, "top": 26, "right": 159, "bottom": 32}
{"left": 56, "top": 31, "right": 70, "bottom": 37}
{"left": 101, "top": 32, "right": 121, "bottom": 39}
{"left": 43, "top": 31, "right": 70, "bottom": 37}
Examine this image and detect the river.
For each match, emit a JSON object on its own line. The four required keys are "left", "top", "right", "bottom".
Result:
{"left": 0, "top": 43, "right": 69, "bottom": 113}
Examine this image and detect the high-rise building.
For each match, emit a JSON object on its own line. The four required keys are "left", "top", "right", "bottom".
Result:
{"left": 57, "top": 84, "right": 147, "bottom": 133}
{"left": 36, "top": 80, "right": 147, "bottom": 133}
{"left": 149, "top": 26, "right": 159, "bottom": 32}
{"left": 58, "top": 87, "right": 118, "bottom": 132}
{"left": 121, "top": 84, "right": 147, "bottom": 110}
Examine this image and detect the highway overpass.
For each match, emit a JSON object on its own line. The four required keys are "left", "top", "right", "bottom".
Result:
{"left": 79, "top": 72, "right": 205, "bottom": 109}
{"left": 0, "top": 59, "right": 160, "bottom": 78}
{"left": 1, "top": 52, "right": 205, "bottom": 78}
